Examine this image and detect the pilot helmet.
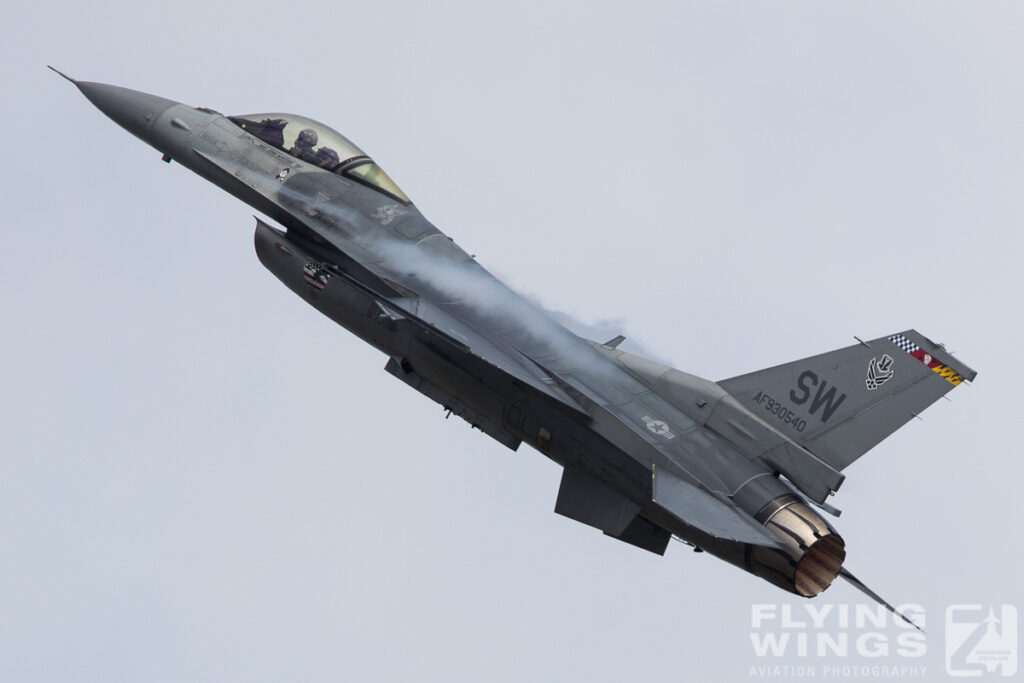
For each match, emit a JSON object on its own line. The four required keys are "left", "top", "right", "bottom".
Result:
{"left": 296, "top": 128, "right": 318, "bottom": 149}
{"left": 313, "top": 147, "right": 340, "bottom": 169}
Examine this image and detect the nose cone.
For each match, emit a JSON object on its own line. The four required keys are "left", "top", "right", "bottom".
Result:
{"left": 75, "top": 80, "right": 180, "bottom": 141}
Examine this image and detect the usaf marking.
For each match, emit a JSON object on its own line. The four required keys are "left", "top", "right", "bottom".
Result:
{"left": 641, "top": 416, "right": 675, "bottom": 439}
{"left": 865, "top": 354, "right": 895, "bottom": 390}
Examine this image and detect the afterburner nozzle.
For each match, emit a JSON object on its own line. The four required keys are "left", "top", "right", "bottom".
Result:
{"left": 749, "top": 499, "right": 846, "bottom": 597}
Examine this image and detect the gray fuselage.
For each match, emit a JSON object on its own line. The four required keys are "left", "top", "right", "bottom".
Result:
{"left": 68, "top": 77, "right": 846, "bottom": 597}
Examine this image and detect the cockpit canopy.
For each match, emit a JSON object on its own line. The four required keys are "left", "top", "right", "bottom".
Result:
{"left": 229, "top": 113, "right": 409, "bottom": 204}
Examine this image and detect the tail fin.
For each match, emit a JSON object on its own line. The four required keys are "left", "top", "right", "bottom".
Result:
{"left": 719, "top": 330, "right": 976, "bottom": 472}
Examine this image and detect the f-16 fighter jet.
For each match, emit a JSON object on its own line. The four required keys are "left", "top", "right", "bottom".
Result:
{"left": 54, "top": 68, "right": 976, "bottom": 626}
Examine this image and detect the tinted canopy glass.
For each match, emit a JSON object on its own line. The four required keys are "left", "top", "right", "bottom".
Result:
{"left": 345, "top": 160, "right": 409, "bottom": 204}
{"left": 229, "top": 113, "right": 365, "bottom": 170}
{"left": 229, "top": 113, "right": 410, "bottom": 203}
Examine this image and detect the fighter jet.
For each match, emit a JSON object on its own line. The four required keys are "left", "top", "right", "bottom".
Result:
{"left": 54, "top": 69, "right": 976, "bottom": 625}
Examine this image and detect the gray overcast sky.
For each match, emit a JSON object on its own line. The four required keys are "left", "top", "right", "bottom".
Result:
{"left": 2, "top": 2, "right": 1021, "bottom": 681}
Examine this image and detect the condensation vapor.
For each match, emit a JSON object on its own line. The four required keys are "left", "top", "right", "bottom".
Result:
{"left": 264, "top": 174, "right": 647, "bottom": 380}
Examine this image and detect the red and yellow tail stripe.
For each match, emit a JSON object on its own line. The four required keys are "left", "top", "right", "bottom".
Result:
{"left": 888, "top": 334, "right": 966, "bottom": 386}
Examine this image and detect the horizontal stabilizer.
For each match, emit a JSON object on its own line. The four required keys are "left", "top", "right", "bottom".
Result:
{"left": 720, "top": 330, "right": 976, "bottom": 472}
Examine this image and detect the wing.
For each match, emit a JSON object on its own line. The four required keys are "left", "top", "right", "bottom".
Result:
{"left": 254, "top": 219, "right": 589, "bottom": 451}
